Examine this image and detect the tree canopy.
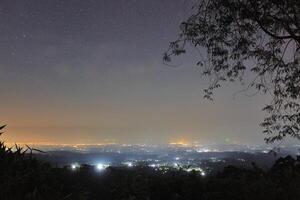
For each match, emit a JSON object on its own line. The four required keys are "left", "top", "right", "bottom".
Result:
{"left": 164, "top": 0, "right": 300, "bottom": 143}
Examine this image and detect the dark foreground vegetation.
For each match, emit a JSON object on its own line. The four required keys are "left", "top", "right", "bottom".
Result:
{"left": 1, "top": 133, "right": 300, "bottom": 199}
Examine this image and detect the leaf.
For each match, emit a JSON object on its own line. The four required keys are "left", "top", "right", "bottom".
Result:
{"left": 0, "top": 125, "right": 6, "bottom": 131}
{"left": 32, "top": 148, "right": 46, "bottom": 154}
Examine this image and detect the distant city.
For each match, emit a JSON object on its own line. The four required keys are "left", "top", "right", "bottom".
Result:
{"left": 25, "top": 143, "right": 300, "bottom": 175}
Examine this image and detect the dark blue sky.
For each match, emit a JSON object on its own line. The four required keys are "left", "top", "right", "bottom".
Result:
{"left": 0, "top": 0, "right": 267, "bottom": 145}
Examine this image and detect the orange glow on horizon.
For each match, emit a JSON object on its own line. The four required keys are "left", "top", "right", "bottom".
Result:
{"left": 169, "top": 138, "right": 190, "bottom": 146}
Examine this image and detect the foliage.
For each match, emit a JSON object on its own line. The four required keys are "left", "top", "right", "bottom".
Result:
{"left": 0, "top": 125, "right": 87, "bottom": 200}
{"left": 164, "top": 0, "right": 300, "bottom": 143}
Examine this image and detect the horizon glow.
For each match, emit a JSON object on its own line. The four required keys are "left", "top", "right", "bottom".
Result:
{"left": 0, "top": 0, "right": 271, "bottom": 145}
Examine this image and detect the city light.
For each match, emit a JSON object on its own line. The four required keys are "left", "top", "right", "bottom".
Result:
{"left": 71, "top": 163, "right": 80, "bottom": 170}
{"left": 124, "top": 162, "right": 133, "bottom": 167}
{"left": 173, "top": 162, "right": 179, "bottom": 168}
{"left": 96, "top": 163, "right": 109, "bottom": 171}
{"left": 149, "top": 164, "right": 156, "bottom": 168}
{"left": 184, "top": 167, "right": 206, "bottom": 176}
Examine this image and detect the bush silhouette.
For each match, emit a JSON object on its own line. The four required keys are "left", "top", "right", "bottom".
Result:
{"left": 0, "top": 125, "right": 87, "bottom": 200}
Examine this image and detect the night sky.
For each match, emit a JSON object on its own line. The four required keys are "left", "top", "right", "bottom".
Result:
{"left": 0, "top": 0, "right": 268, "bottom": 145}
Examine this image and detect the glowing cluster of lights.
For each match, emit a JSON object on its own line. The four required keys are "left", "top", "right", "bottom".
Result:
{"left": 196, "top": 148, "right": 212, "bottom": 153}
{"left": 184, "top": 167, "right": 206, "bottom": 176}
{"left": 149, "top": 164, "right": 159, "bottom": 168}
{"left": 123, "top": 162, "right": 133, "bottom": 167}
{"left": 71, "top": 163, "right": 80, "bottom": 170}
{"left": 173, "top": 162, "right": 179, "bottom": 168}
{"left": 69, "top": 162, "right": 206, "bottom": 177}
{"left": 96, "top": 163, "right": 109, "bottom": 171}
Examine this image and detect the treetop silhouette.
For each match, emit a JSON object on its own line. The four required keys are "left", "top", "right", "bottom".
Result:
{"left": 165, "top": 0, "right": 300, "bottom": 143}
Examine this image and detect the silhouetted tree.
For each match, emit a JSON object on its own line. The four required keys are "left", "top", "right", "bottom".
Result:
{"left": 164, "top": 0, "right": 300, "bottom": 143}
